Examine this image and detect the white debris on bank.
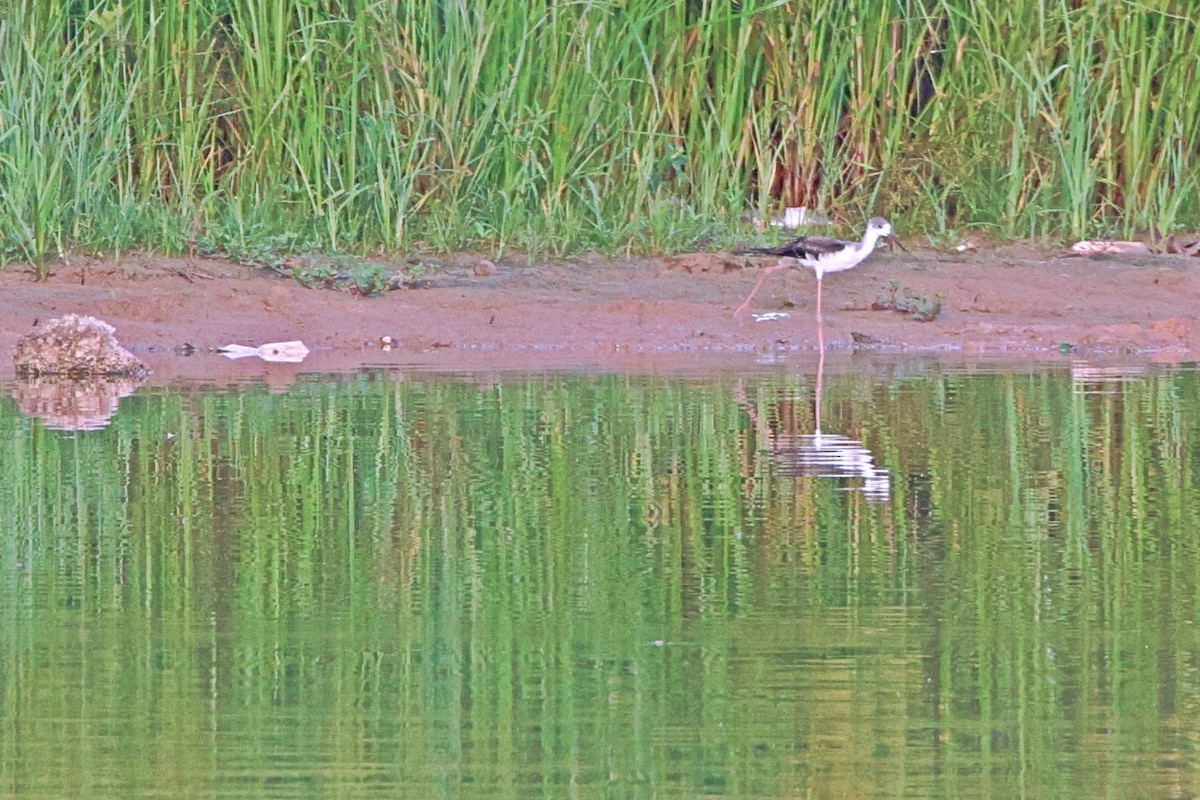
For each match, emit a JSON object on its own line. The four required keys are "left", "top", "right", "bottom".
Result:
{"left": 218, "top": 340, "right": 310, "bottom": 363}
{"left": 1068, "top": 240, "right": 1151, "bottom": 255}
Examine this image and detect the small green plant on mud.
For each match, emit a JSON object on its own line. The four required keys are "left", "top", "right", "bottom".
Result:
{"left": 288, "top": 259, "right": 340, "bottom": 290}
{"left": 873, "top": 281, "right": 943, "bottom": 322}
{"left": 198, "top": 223, "right": 309, "bottom": 275}
{"left": 286, "top": 255, "right": 398, "bottom": 296}
{"left": 347, "top": 262, "right": 392, "bottom": 297}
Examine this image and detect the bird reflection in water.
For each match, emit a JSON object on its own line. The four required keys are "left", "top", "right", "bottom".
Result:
{"left": 737, "top": 323, "right": 889, "bottom": 504}
{"left": 738, "top": 384, "right": 891, "bottom": 503}
{"left": 774, "top": 429, "right": 891, "bottom": 503}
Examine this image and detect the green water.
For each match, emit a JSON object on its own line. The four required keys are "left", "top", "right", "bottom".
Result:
{"left": 2, "top": 364, "right": 1199, "bottom": 798}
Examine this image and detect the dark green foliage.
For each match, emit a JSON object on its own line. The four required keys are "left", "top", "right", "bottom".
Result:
{"left": 1, "top": 0, "right": 1198, "bottom": 273}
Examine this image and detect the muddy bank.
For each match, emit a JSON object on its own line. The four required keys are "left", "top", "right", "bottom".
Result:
{"left": 1, "top": 246, "right": 1197, "bottom": 384}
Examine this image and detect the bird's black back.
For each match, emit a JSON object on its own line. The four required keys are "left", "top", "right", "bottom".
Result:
{"left": 735, "top": 235, "right": 850, "bottom": 259}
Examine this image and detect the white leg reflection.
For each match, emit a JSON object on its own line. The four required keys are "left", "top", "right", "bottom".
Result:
{"left": 738, "top": 298, "right": 890, "bottom": 503}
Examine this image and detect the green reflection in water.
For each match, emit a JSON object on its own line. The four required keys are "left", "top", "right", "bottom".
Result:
{"left": 1, "top": 366, "right": 1199, "bottom": 798}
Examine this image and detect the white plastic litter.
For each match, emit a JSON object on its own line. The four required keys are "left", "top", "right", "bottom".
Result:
{"left": 1068, "top": 240, "right": 1151, "bottom": 255}
{"left": 218, "top": 340, "right": 310, "bottom": 363}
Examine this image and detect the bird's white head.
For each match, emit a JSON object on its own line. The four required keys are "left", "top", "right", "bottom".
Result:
{"left": 866, "top": 217, "right": 892, "bottom": 237}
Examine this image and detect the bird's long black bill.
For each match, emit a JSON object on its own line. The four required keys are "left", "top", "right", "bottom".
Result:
{"left": 885, "top": 234, "right": 909, "bottom": 253}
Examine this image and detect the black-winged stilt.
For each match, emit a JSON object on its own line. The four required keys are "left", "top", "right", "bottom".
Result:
{"left": 732, "top": 217, "right": 897, "bottom": 323}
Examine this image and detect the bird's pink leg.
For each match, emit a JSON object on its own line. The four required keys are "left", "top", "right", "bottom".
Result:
{"left": 816, "top": 276, "right": 825, "bottom": 351}
{"left": 815, "top": 275, "right": 826, "bottom": 433}
{"left": 733, "top": 262, "right": 791, "bottom": 323}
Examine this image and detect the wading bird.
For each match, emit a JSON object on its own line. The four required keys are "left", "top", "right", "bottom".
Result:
{"left": 733, "top": 217, "right": 899, "bottom": 323}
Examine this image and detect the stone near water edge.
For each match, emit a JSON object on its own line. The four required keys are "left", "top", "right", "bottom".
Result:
{"left": 13, "top": 314, "right": 148, "bottom": 378}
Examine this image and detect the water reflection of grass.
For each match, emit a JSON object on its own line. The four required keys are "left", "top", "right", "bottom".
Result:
{"left": 1, "top": 369, "right": 1200, "bottom": 796}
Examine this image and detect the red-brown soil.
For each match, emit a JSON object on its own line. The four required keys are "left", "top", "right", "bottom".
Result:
{"left": 2, "top": 244, "right": 1197, "bottom": 385}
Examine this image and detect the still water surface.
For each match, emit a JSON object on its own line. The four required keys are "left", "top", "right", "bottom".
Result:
{"left": 2, "top": 362, "right": 1199, "bottom": 798}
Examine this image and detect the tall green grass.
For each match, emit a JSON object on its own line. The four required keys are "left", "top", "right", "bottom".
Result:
{"left": 1, "top": 0, "right": 1198, "bottom": 274}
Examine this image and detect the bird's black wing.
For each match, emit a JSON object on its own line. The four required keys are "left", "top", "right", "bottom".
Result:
{"left": 736, "top": 235, "right": 849, "bottom": 258}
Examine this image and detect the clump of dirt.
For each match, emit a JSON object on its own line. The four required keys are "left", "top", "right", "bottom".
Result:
{"left": 13, "top": 313, "right": 147, "bottom": 377}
